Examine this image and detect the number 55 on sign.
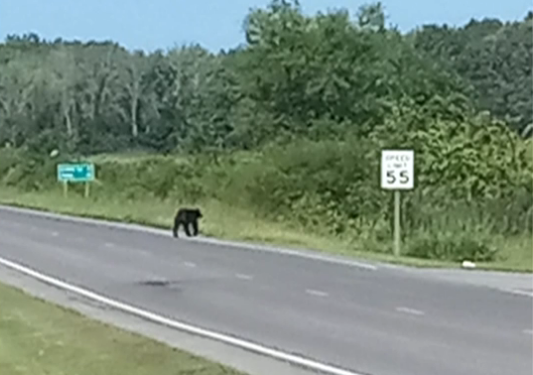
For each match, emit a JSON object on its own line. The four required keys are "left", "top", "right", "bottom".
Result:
{"left": 381, "top": 150, "right": 414, "bottom": 190}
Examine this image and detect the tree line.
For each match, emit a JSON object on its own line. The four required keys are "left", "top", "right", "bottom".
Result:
{"left": 0, "top": 1, "right": 531, "bottom": 156}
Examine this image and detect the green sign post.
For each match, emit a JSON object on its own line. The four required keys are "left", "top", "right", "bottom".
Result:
{"left": 57, "top": 163, "right": 95, "bottom": 198}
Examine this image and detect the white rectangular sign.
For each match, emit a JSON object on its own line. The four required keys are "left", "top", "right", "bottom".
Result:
{"left": 381, "top": 150, "right": 414, "bottom": 190}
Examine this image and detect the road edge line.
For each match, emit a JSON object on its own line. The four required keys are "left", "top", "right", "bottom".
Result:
{"left": 497, "top": 288, "right": 533, "bottom": 298}
{"left": 0, "top": 255, "right": 365, "bottom": 375}
{"left": 0, "top": 205, "right": 378, "bottom": 271}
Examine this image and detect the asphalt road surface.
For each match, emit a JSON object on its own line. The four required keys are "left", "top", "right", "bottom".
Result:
{"left": 0, "top": 207, "right": 531, "bottom": 375}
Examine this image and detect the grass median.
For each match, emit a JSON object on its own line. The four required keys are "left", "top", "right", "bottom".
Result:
{"left": 0, "top": 281, "right": 245, "bottom": 375}
{"left": 0, "top": 187, "right": 530, "bottom": 272}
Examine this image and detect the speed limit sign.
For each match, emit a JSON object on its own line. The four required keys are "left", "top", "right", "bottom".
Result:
{"left": 380, "top": 150, "right": 414, "bottom": 190}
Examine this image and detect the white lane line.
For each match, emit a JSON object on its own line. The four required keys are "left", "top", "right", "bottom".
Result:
{"left": 195, "top": 237, "right": 378, "bottom": 271}
{"left": 0, "top": 256, "right": 363, "bottom": 375}
{"left": 523, "top": 329, "right": 533, "bottom": 335}
{"left": 509, "top": 289, "right": 533, "bottom": 298}
{"left": 497, "top": 288, "right": 533, "bottom": 298}
{"left": 51, "top": 231, "right": 59, "bottom": 237}
{"left": 103, "top": 242, "right": 150, "bottom": 257}
{"left": 0, "top": 205, "right": 378, "bottom": 271}
{"left": 306, "top": 289, "right": 329, "bottom": 297}
{"left": 235, "top": 274, "right": 253, "bottom": 280}
{"left": 396, "top": 307, "right": 425, "bottom": 316}
{"left": 184, "top": 262, "right": 197, "bottom": 268}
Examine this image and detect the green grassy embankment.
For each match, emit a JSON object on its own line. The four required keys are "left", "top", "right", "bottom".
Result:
{"left": 0, "top": 187, "right": 530, "bottom": 273}
{"left": 0, "top": 147, "right": 531, "bottom": 273}
{"left": 0, "top": 281, "right": 245, "bottom": 375}
{"left": 0, "top": 187, "right": 456, "bottom": 269}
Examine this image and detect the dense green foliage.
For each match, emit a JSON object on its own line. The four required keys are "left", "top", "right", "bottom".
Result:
{"left": 411, "top": 11, "right": 533, "bottom": 136}
{"left": 1, "top": 1, "right": 531, "bottom": 264}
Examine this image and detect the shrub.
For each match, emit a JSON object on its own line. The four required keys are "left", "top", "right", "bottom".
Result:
{"left": 405, "top": 230, "right": 498, "bottom": 262}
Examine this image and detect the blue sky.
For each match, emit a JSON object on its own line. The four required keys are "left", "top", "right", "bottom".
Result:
{"left": 1, "top": 0, "right": 531, "bottom": 52}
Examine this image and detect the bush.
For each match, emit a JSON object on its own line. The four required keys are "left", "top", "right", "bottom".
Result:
{"left": 405, "top": 230, "right": 498, "bottom": 262}
{"left": 95, "top": 157, "right": 207, "bottom": 203}
{"left": 0, "top": 150, "right": 57, "bottom": 191}
{"left": 216, "top": 137, "right": 387, "bottom": 236}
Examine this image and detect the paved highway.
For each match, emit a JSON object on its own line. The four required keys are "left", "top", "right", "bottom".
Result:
{"left": 0, "top": 207, "right": 531, "bottom": 375}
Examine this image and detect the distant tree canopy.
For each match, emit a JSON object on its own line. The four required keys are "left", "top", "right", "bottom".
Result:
{"left": 411, "top": 15, "right": 533, "bottom": 136}
{"left": 0, "top": 1, "right": 531, "bottom": 156}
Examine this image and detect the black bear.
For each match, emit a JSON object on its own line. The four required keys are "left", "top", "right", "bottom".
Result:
{"left": 172, "top": 208, "right": 203, "bottom": 238}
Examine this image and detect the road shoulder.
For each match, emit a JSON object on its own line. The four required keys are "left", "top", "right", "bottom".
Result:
{"left": 0, "top": 262, "right": 315, "bottom": 375}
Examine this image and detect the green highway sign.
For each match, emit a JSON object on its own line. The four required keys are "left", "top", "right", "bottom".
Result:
{"left": 57, "top": 163, "right": 95, "bottom": 182}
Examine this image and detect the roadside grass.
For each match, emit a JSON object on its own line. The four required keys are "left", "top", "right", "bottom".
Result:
{"left": 0, "top": 187, "right": 530, "bottom": 272}
{"left": 0, "top": 281, "right": 245, "bottom": 375}
{"left": 87, "top": 152, "right": 191, "bottom": 165}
